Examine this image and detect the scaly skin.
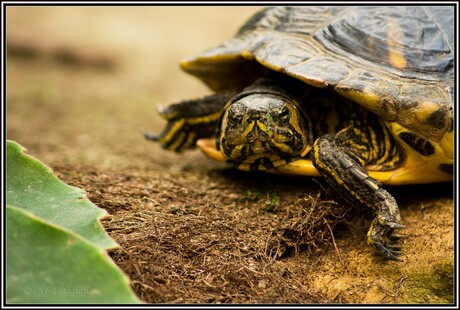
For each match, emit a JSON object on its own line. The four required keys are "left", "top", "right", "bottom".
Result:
{"left": 311, "top": 132, "right": 404, "bottom": 261}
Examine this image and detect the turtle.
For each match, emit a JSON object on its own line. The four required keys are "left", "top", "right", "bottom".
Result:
{"left": 144, "top": 6, "right": 454, "bottom": 261}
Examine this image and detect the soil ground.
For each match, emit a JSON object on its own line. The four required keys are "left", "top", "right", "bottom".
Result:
{"left": 6, "top": 6, "right": 455, "bottom": 304}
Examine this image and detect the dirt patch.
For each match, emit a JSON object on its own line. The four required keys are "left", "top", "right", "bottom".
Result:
{"left": 51, "top": 163, "right": 453, "bottom": 304}
{"left": 6, "top": 6, "right": 455, "bottom": 304}
{"left": 52, "top": 164, "right": 350, "bottom": 303}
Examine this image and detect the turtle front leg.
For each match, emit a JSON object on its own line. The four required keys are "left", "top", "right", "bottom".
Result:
{"left": 311, "top": 133, "right": 404, "bottom": 261}
{"left": 145, "top": 92, "right": 235, "bottom": 152}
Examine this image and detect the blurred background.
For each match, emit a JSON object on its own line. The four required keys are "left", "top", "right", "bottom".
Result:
{"left": 6, "top": 6, "right": 264, "bottom": 168}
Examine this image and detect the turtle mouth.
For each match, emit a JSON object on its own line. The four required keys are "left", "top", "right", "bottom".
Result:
{"left": 225, "top": 144, "right": 311, "bottom": 171}
{"left": 219, "top": 134, "right": 310, "bottom": 171}
{"left": 197, "top": 138, "right": 311, "bottom": 171}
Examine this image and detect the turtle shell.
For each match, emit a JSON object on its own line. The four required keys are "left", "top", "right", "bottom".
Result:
{"left": 181, "top": 6, "right": 454, "bottom": 142}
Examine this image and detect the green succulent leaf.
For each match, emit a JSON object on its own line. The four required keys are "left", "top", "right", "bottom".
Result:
{"left": 6, "top": 205, "right": 141, "bottom": 304}
{"left": 6, "top": 140, "right": 142, "bottom": 303}
{"left": 6, "top": 140, "right": 117, "bottom": 249}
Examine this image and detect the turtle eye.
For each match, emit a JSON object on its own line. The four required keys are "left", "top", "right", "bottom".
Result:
{"left": 278, "top": 108, "right": 291, "bottom": 126}
{"left": 230, "top": 113, "right": 244, "bottom": 124}
{"left": 226, "top": 103, "right": 246, "bottom": 124}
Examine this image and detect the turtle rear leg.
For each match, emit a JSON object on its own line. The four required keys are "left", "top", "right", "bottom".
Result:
{"left": 311, "top": 126, "right": 405, "bottom": 261}
{"left": 145, "top": 92, "right": 235, "bottom": 152}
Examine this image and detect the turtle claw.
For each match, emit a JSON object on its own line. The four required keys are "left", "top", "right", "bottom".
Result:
{"left": 156, "top": 104, "right": 176, "bottom": 119}
{"left": 387, "top": 243, "right": 403, "bottom": 251}
{"left": 386, "top": 245, "right": 403, "bottom": 257}
{"left": 156, "top": 103, "right": 165, "bottom": 114}
{"left": 387, "top": 222, "right": 405, "bottom": 230}
{"left": 143, "top": 131, "right": 161, "bottom": 142}
{"left": 389, "top": 233, "right": 404, "bottom": 241}
{"left": 372, "top": 242, "right": 402, "bottom": 262}
{"left": 368, "top": 217, "right": 404, "bottom": 262}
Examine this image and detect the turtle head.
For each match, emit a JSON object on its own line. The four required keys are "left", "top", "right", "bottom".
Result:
{"left": 216, "top": 92, "right": 312, "bottom": 171}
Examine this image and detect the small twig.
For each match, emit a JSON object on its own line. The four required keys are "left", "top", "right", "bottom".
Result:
{"left": 324, "top": 218, "right": 343, "bottom": 264}
{"left": 132, "top": 280, "right": 156, "bottom": 292}
{"left": 393, "top": 275, "right": 408, "bottom": 302}
{"left": 202, "top": 279, "right": 220, "bottom": 288}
